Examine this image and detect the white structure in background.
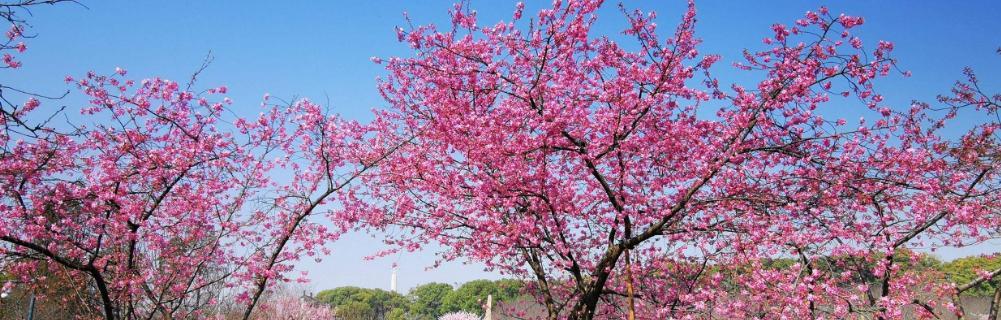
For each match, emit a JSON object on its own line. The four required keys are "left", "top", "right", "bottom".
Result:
{"left": 390, "top": 267, "right": 398, "bottom": 293}
{"left": 484, "top": 294, "right": 493, "bottom": 320}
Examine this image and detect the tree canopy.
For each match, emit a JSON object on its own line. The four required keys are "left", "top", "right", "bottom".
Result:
{"left": 0, "top": 1, "right": 998, "bottom": 319}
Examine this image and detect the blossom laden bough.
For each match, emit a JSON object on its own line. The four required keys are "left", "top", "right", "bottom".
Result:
{"left": 366, "top": 1, "right": 1001, "bottom": 319}
{"left": 0, "top": 9, "right": 396, "bottom": 319}
{"left": 0, "top": 1, "right": 998, "bottom": 320}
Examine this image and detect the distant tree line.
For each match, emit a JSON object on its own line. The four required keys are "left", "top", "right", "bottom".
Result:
{"left": 3, "top": 253, "right": 996, "bottom": 319}
{"left": 305, "top": 252, "right": 1000, "bottom": 320}
{"left": 313, "top": 279, "right": 522, "bottom": 320}
{"left": 757, "top": 250, "right": 1000, "bottom": 297}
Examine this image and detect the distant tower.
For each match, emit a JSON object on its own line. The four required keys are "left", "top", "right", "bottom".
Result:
{"left": 484, "top": 294, "right": 493, "bottom": 320}
{"left": 390, "top": 267, "right": 398, "bottom": 293}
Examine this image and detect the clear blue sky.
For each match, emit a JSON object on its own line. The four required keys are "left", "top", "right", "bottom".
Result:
{"left": 6, "top": 1, "right": 1000, "bottom": 293}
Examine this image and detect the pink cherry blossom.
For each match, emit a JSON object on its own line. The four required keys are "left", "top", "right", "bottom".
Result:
{"left": 363, "top": 1, "right": 1001, "bottom": 319}
{"left": 1, "top": 2, "right": 998, "bottom": 320}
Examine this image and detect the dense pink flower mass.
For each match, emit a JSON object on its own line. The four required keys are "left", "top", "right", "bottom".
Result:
{"left": 0, "top": 1, "right": 999, "bottom": 319}
{"left": 0, "top": 6, "right": 390, "bottom": 319}
{"left": 365, "top": 1, "right": 1001, "bottom": 319}
{"left": 249, "top": 294, "right": 334, "bottom": 319}
{"left": 2, "top": 64, "right": 391, "bottom": 318}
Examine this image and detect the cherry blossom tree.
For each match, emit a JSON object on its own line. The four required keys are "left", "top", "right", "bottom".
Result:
{"left": 368, "top": 1, "right": 1000, "bottom": 319}
{"left": 233, "top": 96, "right": 401, "bottom": 320}
{"left": 249, "top": 292, "right": 334, "bottom": 320}
{"left": 1, "top": 1, "right": 998, "bottom": 319}
{"left": 1, "top": 73, "right": 396, "bottom": 320}
{"left": 0, "top": 3, "right": 396, "bottom": 319}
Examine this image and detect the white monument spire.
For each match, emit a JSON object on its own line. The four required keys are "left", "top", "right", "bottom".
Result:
{"left": 485, "top": 294, "right": 493, "bottom": 320}
{"left": 390, "top": 267, "right": 398, "bottom": 293}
